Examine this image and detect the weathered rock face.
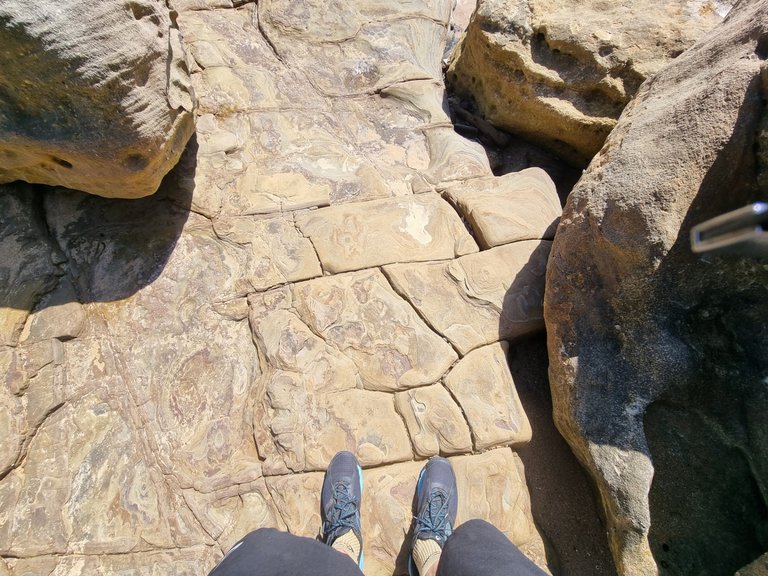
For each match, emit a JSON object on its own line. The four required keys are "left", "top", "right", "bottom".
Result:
{"left": 0, "top": 0, "right": 567, "bottom": 574}
{"left": 447, "top": 0, "right": 730, "bottom": 165}
{"left": 0, "top": 1, "right": 195, "bottom": 198}
{"left": 545, "top": 1, "right": 768, "bottom": 575}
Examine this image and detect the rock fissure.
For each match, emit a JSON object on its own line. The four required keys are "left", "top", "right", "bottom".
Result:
{"left": 2, "top": 400, "right": 65, "bottom": 483}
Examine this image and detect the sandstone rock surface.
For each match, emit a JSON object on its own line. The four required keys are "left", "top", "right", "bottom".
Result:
{"left": 296, "top": 194, "right": 479, "bottom": 273}
{"left": 0, "top": 0, "right": 195, "bottom": 198}
{"left": 385, "top": 240, "right": 551, "bottom": 355}
{"left": 544, "top": 1, "right": 768, "bottom": 574}
{"left": 447, "top": 0, "right": 730, "bottom": 164}
{"left": 737, "top": 554, "right": 768, "bottom": 576}
{"left": 442, "top": 168, "right": 561, "bottom": 248}
{"left": 0, "top": 0, "right": 565, "bottom": 574}
{"left": 445, "top": 342, "right": 532, "bottom": 450}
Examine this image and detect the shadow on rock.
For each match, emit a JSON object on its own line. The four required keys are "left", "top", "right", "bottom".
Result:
{"left": 510, "top": 334, "right": 618, "bottom": 576}
{"left": 642, "top": 82, "right": 768, "bottom": 575}
{"left": 497, "top": 240, "right": 616, "bottom": 575}
{"left": 0, "top": 134, "right": 197, "bottom": 346}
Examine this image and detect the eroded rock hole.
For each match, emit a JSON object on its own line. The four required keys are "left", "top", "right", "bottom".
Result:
{"left": 51, "top": 156, "right": 73, "bottom": 169}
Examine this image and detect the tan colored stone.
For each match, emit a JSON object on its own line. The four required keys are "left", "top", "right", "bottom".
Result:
{"left": 179, "top": 6, "right": 324, "bottom": 115}
{"left": 384, "top": 240, "right": 550, "bottom": 355}
{"left": 212, "top": 215, "right": 321, "bottom": 291}
{"left": 451, "top": 450, "right": 547, "bottom": 567}
{"left": 0, "top": 367, "right": 23, "bottom": 478}
{"left": 361, "top": 450, "right": 545, "bottom": 575}
{"left": 447, "top": 0, "right": 729, "bottom": 164}
{"left": 18, "top": 279, "right": 86, "bottom": 344}
{"left": 49, "top": 212, "right": 266, "bottom": 495}
{"left": 0, "top": 396, "right": 207, "bottom": 558}
{"left": 737, "top": 553, "right": 768, "bottom": 576}
{"left": 419, "top": 126, "right": 493, "bottom": 188}
{"left": 249, "top": 296, "right": 412, "bottom": 473}
{"left": 239, "top": 451, "right": 545, "bottom": 575}
{"left": 265, "top": 472, "right": 324, "bottom": 538}
{"left": 7, "top": 546, "right": 220, "bottom": 576}
{"left": 0, "top": 340, "right": 64, "bottom": 479}
{"left": 0, "top": 0, "right": 585, "bottom": 571}
{"left": 445, "top": 342, "right": 531, "bottom": 450}
{"left": 297, "top": 194, "right": 479, "bottom": 274}
{"left": 260, "top": 2, "right": 452, "bottom": 96}
{"left": 292, "top": 270, "right": 457, "bottom": 391}
{"left": 195, "top": 109, "right": 402, "bottom": 215}
{"left": 442, "top": 168, "right": 561, "bottom": 248}
{"left": 395, "top": 384, "right": 472, "bottom": 457}
{"left": 544, "top": 2, "right": 768, "bottom": 574}
{"left": 182, "top": 479, "right": 286, "bottom": 553}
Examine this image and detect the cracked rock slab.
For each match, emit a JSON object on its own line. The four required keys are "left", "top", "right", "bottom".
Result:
{"left": 384, "top": 240, "right": 551, "bottom": 355}
{"left": 445, "top": 342, "right": 532, "bottom": 450}
{"left": 259, "top": 3, "right": 451, "bottom": 96}
{"left": 292, "top": 269, "right": 457, "bottom": 391}
{"left": 212, "top": 215, "right": 322, "bottom": 291}
{"left": 394, "top": 384, "right": 472, "bottom": 457}
{"left": 442, "top": 168, "right": 561, "bottom": 248}
{"left": 182, "top": 479, "right": 286, "bottom": 552}
{"left": 0, "top": 395, "right": 207, "bottom": 558}
{"left": 297, "top": 194, "right": 479, "bottom": 273}
{"left": 249, "top": 293, "right": 412, "bottom": 474}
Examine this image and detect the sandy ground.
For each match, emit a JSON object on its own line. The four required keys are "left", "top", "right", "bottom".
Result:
{"left": 510, "top": 335, "right": 618, "bottom": 576}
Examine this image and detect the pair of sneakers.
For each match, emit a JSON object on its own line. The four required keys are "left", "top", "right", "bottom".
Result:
{"left": 320, "top": 451, "right": 458, "bottom": 574}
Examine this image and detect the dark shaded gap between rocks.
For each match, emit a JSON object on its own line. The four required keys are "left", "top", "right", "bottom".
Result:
{"left": 508, "top": 334, "right": 618, "bottom": 576}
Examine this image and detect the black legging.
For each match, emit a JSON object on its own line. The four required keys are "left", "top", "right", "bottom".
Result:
{"left": 209, "top": 519, "right": 547, "bottom": 576}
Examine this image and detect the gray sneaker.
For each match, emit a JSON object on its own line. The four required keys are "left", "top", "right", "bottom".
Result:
{"left": 409, "top": 457, "right": 458, "bottom": 574}
{"left": 320, "top": 451, "right": 364, "bottom": 569}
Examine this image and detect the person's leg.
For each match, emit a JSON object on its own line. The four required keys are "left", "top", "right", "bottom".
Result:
{"left": 208, "top": 528, "right": 363, "bottom": 576}
{"left": 436, "top": 519, "right": 547, "bottom": 576}
{"left": 208, "top": 451, "right": 365, "bottom": 576}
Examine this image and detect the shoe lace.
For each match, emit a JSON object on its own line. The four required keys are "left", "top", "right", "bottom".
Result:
{"left": 323, "top": 481, "right": 358, "bottom": 540}
{"left": 414, "top": 488, "right": 451, "bottom": 542}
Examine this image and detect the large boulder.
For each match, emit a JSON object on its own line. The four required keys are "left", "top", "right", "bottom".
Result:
{"left": 447, "top": 0, "right": 730, "bottom": 165}
{"left": 0, "top": 0, "right": 195, "bottom": 198}
{"left": 545, "top": 1, "right": 768, "bottom": 575}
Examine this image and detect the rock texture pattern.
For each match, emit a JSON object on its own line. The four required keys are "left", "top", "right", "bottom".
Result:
{"left": 545, "top": 1, "right": 768, "bottom": 575}
{"left": 0, "top": 1, "right": 196, "bottom": 198}
{"left": 0, "top": 1, "right": 563, "bottom": 574}
{"left": 447, "top": 0, "right": 731, "bottom": 164}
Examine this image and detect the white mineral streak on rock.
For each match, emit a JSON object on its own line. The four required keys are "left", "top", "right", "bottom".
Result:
{"left": 401, "top": 201, "right": 434, "bottom": 245}
{"left": 297, "top": 194, "right": 478, "bottom": 273}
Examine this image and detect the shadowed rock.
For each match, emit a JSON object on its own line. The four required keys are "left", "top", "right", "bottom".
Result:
{"left": 545, "top": 1, "right": 768, "bottom": 574}
{"left": 0, "top": 1, "right": 195, "bottom": 198}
